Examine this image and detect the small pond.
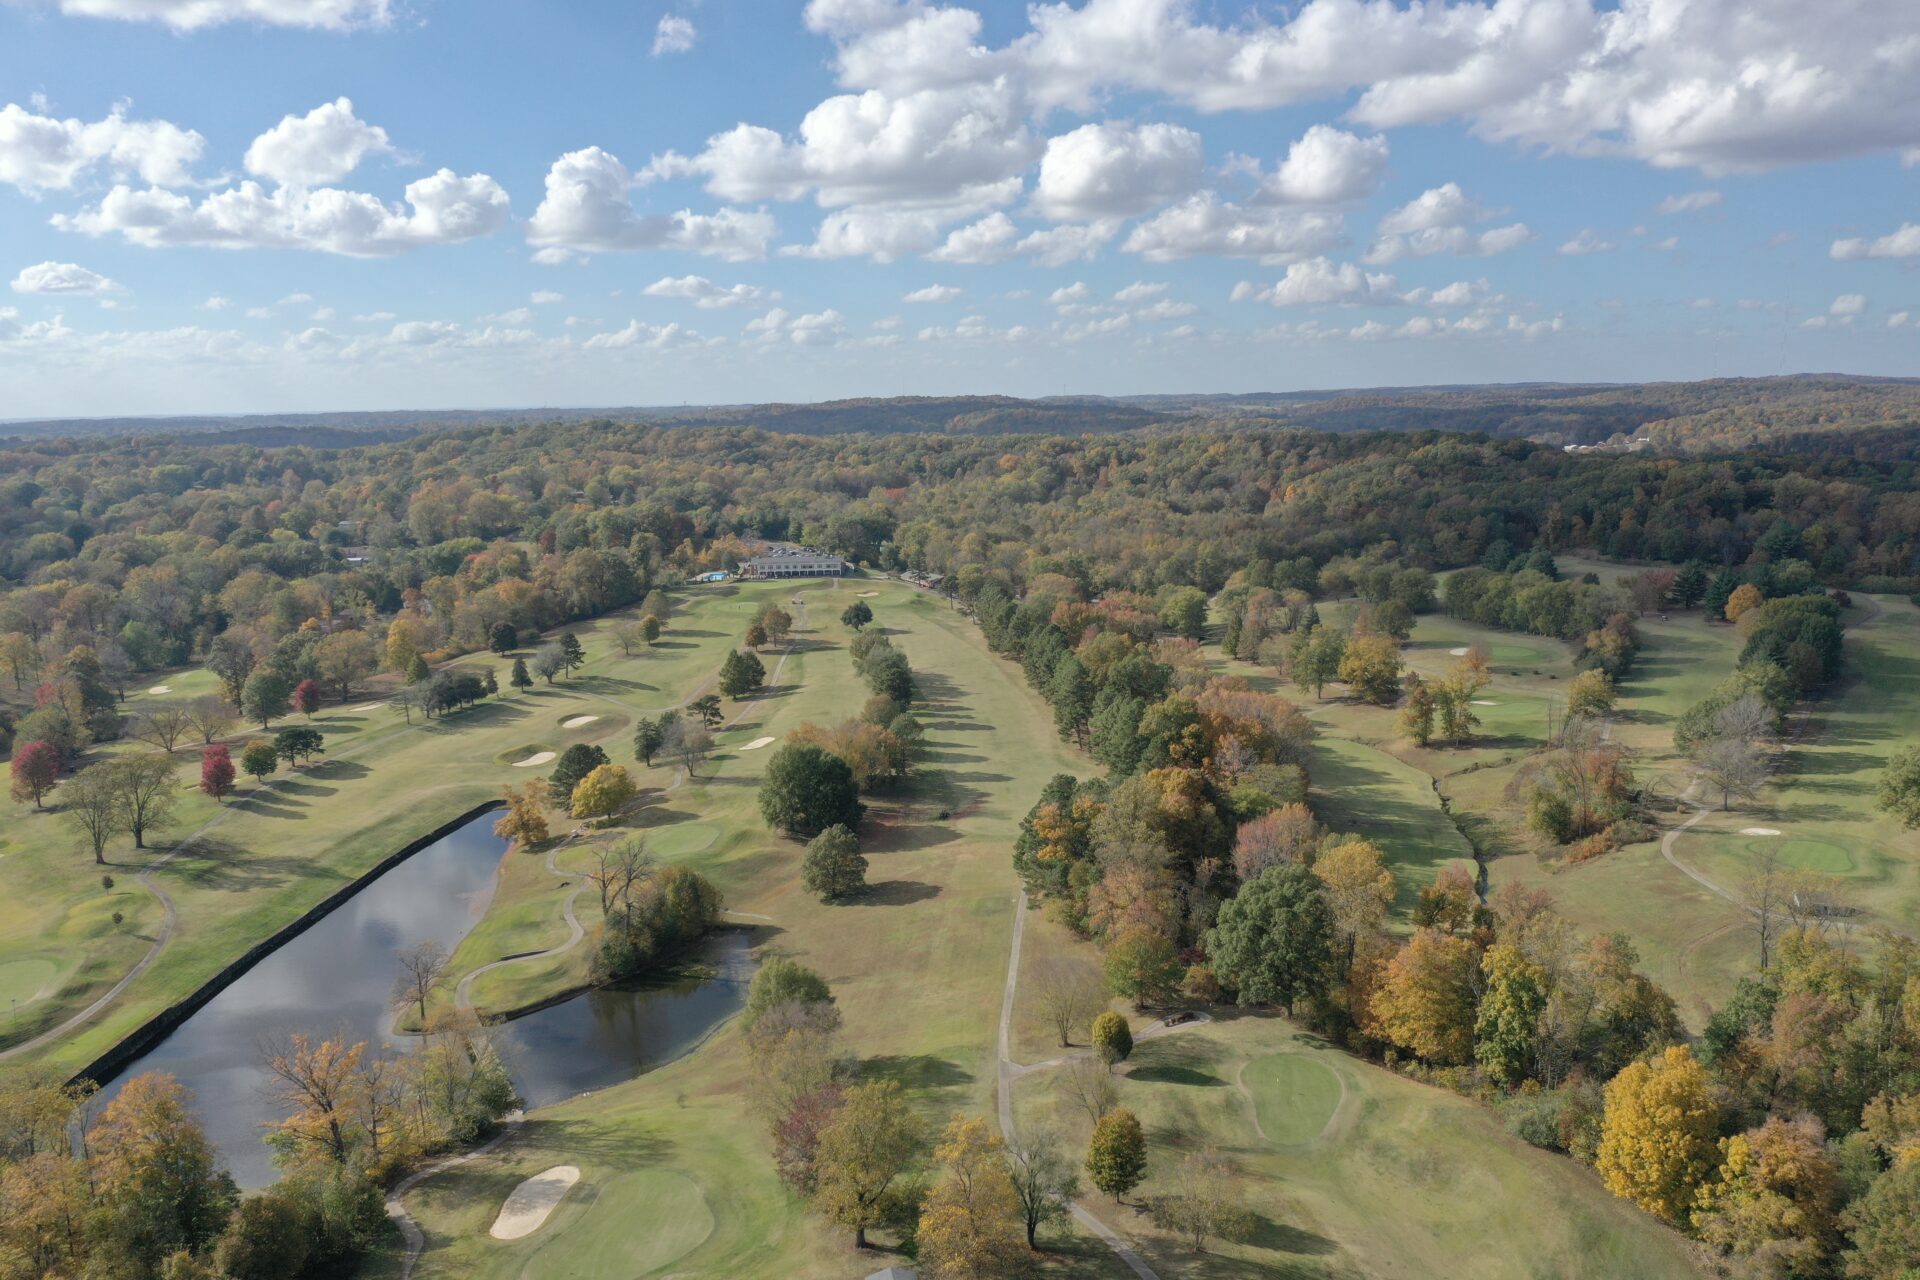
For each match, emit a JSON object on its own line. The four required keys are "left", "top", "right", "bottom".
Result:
{"left": 93, "top": 809, "right": 749, "bottom": 1187}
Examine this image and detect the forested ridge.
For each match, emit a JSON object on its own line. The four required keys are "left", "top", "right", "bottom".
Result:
{"left": 8, "top": 373, "right": 1918, "bottom": 452}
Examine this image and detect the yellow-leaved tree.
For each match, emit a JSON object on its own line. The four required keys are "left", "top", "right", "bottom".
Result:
{"left": 1691, "top": 1116, "right": 1839, "bottom": 1275}
{"left": 916, "top": 1116, "right": 1027, "bottom": 1279}
{"left": 1596, "top": 1045, "right": 1719, "bottom": 1223}
{"left": 1368, "top": 927, "right": 1479, "bottom": 1064}
{"left": 570, "top": 764, "right": 636, "bottom": 821}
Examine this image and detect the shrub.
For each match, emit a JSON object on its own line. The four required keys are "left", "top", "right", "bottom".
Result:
{"left": 1091, "top": 1011, "right": 1132, "bottom": 1066}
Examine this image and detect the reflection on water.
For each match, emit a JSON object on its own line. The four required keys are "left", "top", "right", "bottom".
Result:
{"left": 92, "top": 811, "right": 750, "bottom": 1188}
{"left": 495, "top": 929, "right": 753, "bottom": 1108}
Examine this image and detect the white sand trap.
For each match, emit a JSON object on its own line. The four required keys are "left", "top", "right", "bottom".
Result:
{"left": 351, "top": 702, "right": 384, "bottom": 713}
{"left": 1741, "top": 827, "right": 1783, "bottom": 837}
{"left": 1472, "top": 699, "right": 1499, "bottom": 706}
{"left": 857, "top": 591, "right": 880, "bottom": 597}
{"left": 561, "top": 715, "right": 600, "bottom": 728}
{"left": 512, "top": 751, "right": 556, "bottom": 768}
{"left": 489, "top": 1166, "right": 579, "bottom": 1240}
{"left": 147, "top": 685, "right": 172, "bottom": 694}
{"left": 740, "top": 736, "right": 777, "bottom": 751}
{"left": 1448, "top": 647, "right": 1470, "bottom": 656}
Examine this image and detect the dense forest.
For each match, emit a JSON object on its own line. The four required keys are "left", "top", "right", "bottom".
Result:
{"left": 9, "top": 374, "right": 1918, "bottom": 453}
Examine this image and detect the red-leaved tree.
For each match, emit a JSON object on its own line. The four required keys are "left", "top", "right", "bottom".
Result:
{"left": 293, "top": 678, "right": 322, "bottom": 719}
{"left": 9, "top": 740, "right": 60, "bottom": 809}
{"left": 200, "top": 743, "right": 236, "bottom": 803}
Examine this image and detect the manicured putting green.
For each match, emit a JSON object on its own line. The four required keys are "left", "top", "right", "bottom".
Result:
{"left": 1244, "top": 1052, "right": 1343, "bottom": 1146}
{"left": 1770, "top": 837, "right": 1856, "bottom": 874}
{"left": 519, "top": 1169, "right": 712, "bottom": 1278}
{"left": 647, "top": 823, "right": 720, "bottom": 856}
{"left": 0, "top": 956, "right": 57, "bottom": 1007}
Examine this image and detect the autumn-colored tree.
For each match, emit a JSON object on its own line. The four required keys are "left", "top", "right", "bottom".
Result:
{"left": 811, "top": 1080, "right": 927, "bottom": 1249}
{"left": 916, "top": 1116, "right": 1027, "bottom": 1279}
{"left": 1085, "top": 1108, "right": 1147, "bottom": 1202}
{"left": 493, "top": 782, "right": 550, "bottom": 847}
{"left": 88, "top": 1073, "right": 236, "bottom": 1268}
{"left": 1412, "top": 863, "right": 1482, "bottom": 935}
{"left": 1369, "top": 928, "right": 1481, "bottom": 1064}
{"left": 9, "top": 738, "right": 59, "bottom": 809}
{"left": 1313, "top": 839, "right": 1396, "bottom": 972}
{"left": 239, "top": 740, "right": 278, "bottom": 784}
{"left": 1691, "top": 1116, "right": 1839, "bottom": 1276}
{"left": 1399, "top": 673, "right": 1435, "bottom": 745}
{"left": 1596, "top": 1045, "right": 1720, "bottom": 1223}
{"left": 1231, "top": 802, "right": 1320, "bottom": 880}
{"left": 1725, "top": 583, "right": 1764, "bottom": 622}
{"left": 1337, "top": 633, "right": 1401, "bottom": 705}
{"left": 292, "top": 678, "right": 321, "bottom": 719}
{"left": 1474, "top": 943, "right": 1547, "bottom": 1086}
{"left": 1566, "top": 668, "right": 1616, "bottom": 718}
{"left": 1091, "top": 1011, "right": 1132, "bottom": 1067}
{"left": 260, "top": 1034, "right": 365, "bottom": 1165}
{"left": 1102, "top": 926, "right": 1183, "bottom": 1009}
{"left": 570, "top": 763, "right": 636, "bottom": 820}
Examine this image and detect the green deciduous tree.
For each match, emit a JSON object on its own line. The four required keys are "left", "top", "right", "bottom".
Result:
{"left": 1204, "top": 864, "right": 1334, "bottom": 1015}
{"left": 758, "top": 742, "right": 863, "bottom": 836}
{"left": 801, "top": 824, "right": 867, "bottom": 901}
{"left": 1474, "top": 943, "right": 1547, "bottom": 1086}
{"left": 1085, "top": 1108, "right": 1146, "bottom": 1202}
{"left": 811, "top": 1080, "right": 926, "bottom": 1250}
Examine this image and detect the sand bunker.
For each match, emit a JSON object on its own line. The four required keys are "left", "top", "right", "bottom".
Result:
{"left": 351, "top": 702, "right": 384, "bottom": 713}
{"left": 489, "top": 1166, "right": 580, "bottom": 1241}
{"left": 147, "top": 685, "right": 172, "bottom": 694}
{"left": 561, "top": 715, "right": 600, "bottom": 729}
{"left": 1448, "top": 647, "right": 1470, "bottom": 656}
{"left": 740, "top": 736, "right": 776, "bottom": 751}
{"left": 1472, "top": 699, "right": 1498, "bottom": 706}
{"left": 512, "top": 751, "right": 557, "bottom": 768}
{"left": 1741, "top": 827, "right": 1783, "bottom": 837}
{"left": 856, "top": 591, "right": 880, "bottom": 597}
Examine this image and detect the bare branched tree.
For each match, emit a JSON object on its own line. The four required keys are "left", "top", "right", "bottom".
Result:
{"left": 391, "top": 940, "right": 450, "bottom": 1023}
{"left": 1031, "top": 960, "right": 1106, "bottom": 1048}
{"left": 131, "top": 704, "right": 194, "bottom": 753}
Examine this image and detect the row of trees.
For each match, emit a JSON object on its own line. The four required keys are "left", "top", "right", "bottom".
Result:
{"left": 739, "top": 959, "right": 1251, "bottom": 1264}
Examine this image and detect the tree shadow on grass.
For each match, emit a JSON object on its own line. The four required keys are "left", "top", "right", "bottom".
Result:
{"left": 861, "top": 1054, "right": 971, "bottom": 1090}
{"left": 164, "top": 837, "right": 326, "bottom": 893}
{"left": 306, "top": 759, "right": 370, "bottom": 782}
{"left": 858, "top": 879, "right": 941, "bottom": 907}
{"left": 274, "top": 778, "right": 338, "bottom": 799}
{"left": 231, "top": 790, "right": 306, "bottom": 819}
{"left": 492, "top": 1116, "right": 674, "bottom": 1168}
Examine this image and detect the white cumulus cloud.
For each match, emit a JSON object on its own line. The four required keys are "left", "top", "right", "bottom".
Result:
{"left": 642, "top": 275, "right": 772, "bottom": 308}
{"left": 0, "top": 101, "right": 205, "bottom": 193}
{"left": 244, "top": 98, "right": 394, "bottom": 186}
{"left": 10, "top": 260, "right": 122, "bottom": 295}
{"left": 527, "top": 147, "right": 775, "bottom": 260}
{"left": 1032, "top": 120, "right": 1203, "bottom": 221}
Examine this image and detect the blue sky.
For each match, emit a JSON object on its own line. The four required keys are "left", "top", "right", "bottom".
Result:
{"left": 1, "top": 0, "right": 1916, "bottom": 417}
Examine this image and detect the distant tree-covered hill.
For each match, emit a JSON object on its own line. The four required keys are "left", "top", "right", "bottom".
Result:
{"left": 7, "top": 375, "right": 1917, "bottom": 452}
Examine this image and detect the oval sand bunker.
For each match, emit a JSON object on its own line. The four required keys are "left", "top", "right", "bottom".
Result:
{"left": 512, "top": 751, "right": 556, "bottom": 768}
{"left": 147, "top": 684, "right": 173, "bottom": 695}
{"left": 1741, "top": 827, "right": 1783, "bottom": 837}
{"left": 740, "top": 736, "right": 776, "bottom": 751}
{"left": 561, "top": 715, "right": 600, "bottom": 729}
{"left": 1448, "top": 647, "right": 1470, "bottom": 656}
{"left": 489, "top": 1165, "right": 580, "bottom": 1240}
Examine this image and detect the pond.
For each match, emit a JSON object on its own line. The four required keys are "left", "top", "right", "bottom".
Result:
{"left": 92, "top": 809, "right": 749, "bottom": 1187}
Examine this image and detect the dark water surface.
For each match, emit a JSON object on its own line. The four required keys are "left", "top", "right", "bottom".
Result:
{"left": 94, "top": 811, "right": 748, "bottom": 1187}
